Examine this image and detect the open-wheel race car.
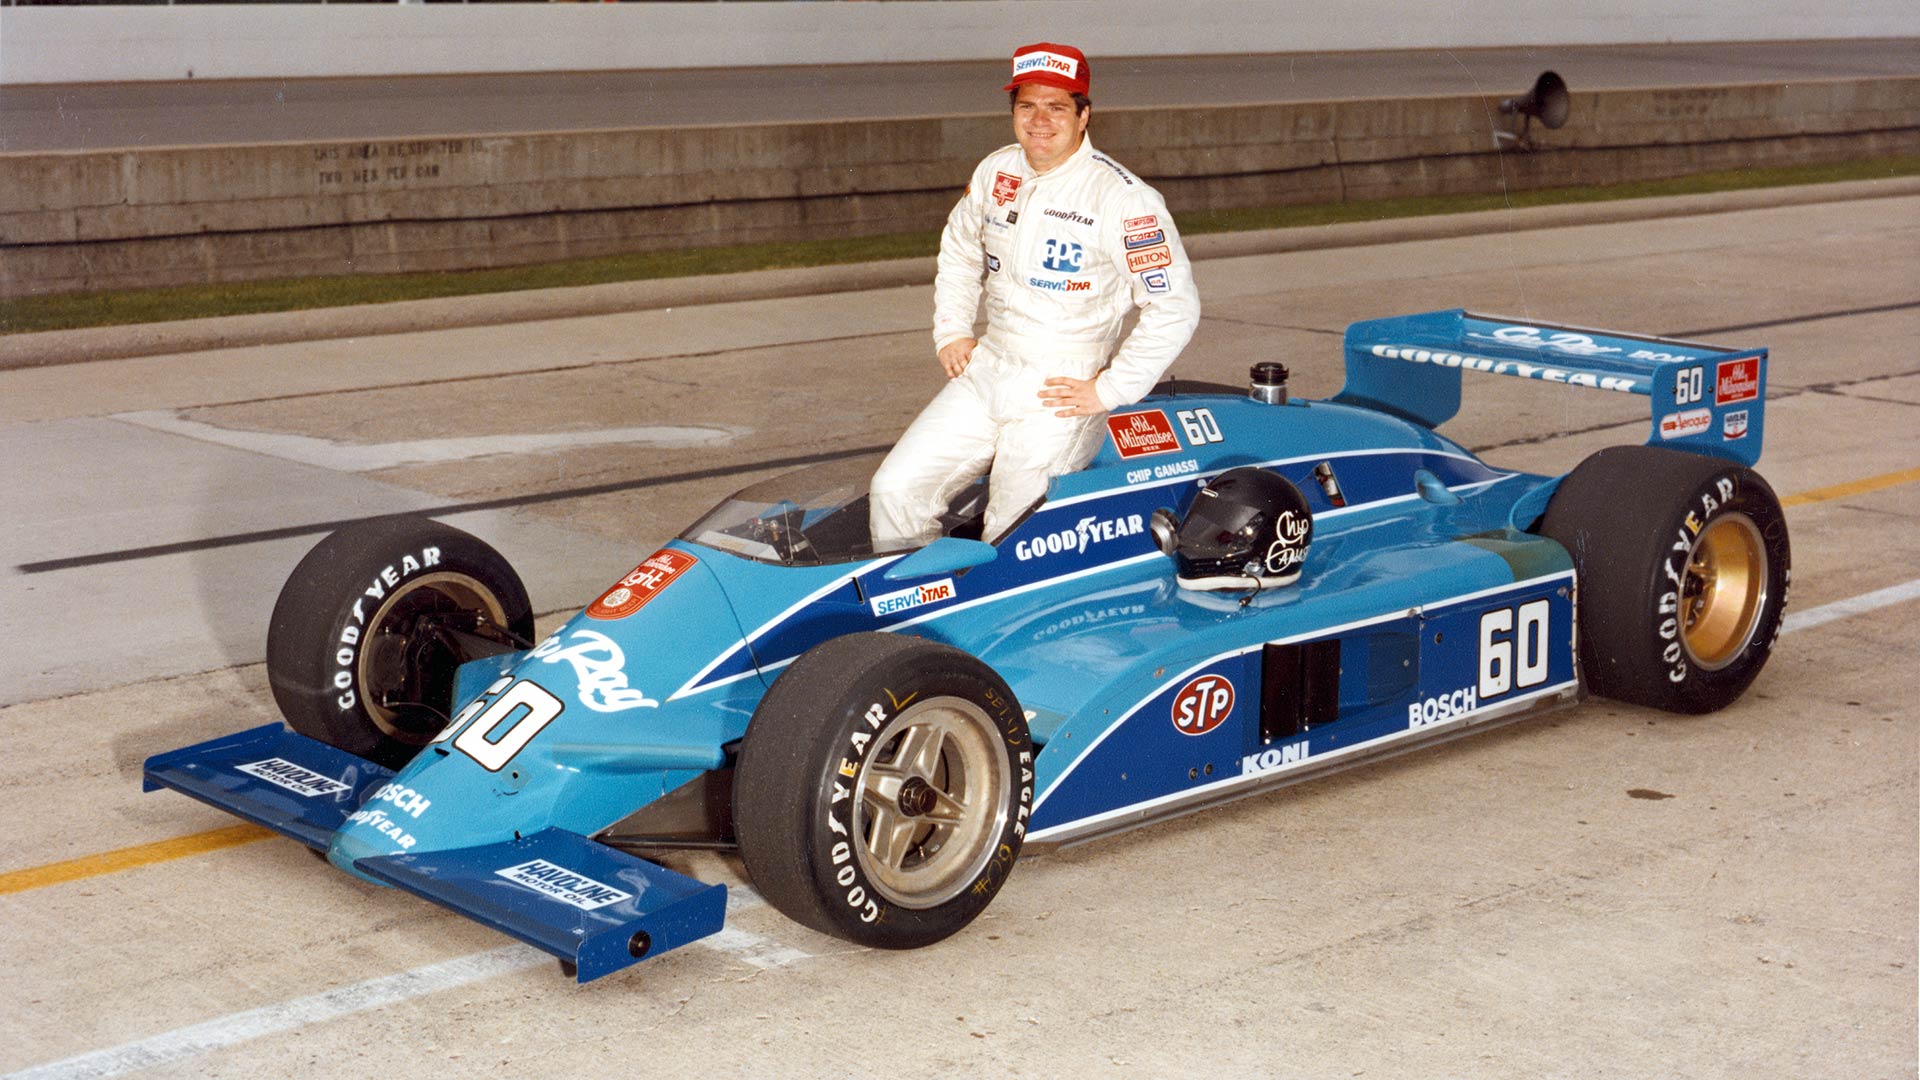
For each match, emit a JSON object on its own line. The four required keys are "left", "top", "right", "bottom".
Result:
{"left": 145, "top": 310, "right": 1790, "bottom": 982}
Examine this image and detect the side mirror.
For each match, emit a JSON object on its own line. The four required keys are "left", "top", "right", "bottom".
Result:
{"left": 882, "top": 536, "right": 999, "bottom": 581}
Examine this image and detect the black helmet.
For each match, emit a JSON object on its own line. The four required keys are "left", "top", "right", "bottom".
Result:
{"left": 1172, "top": 467, "right": 1312, "bottom": 590}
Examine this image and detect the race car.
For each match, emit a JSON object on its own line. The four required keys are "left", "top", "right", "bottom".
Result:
{"left": 145, "top": 309, "right": 1790, "bottom": 982}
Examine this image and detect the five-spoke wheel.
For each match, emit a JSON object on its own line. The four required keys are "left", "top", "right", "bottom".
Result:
{"left": 734, "top": 633, "right": 1032, "bottom": 948}
{"left": 853, "top": 697, "right": 1013, "bottom": 909}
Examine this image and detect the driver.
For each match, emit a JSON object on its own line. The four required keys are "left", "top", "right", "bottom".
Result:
{"left": 869, "top": 41, "right": 1202, "bottom": 550}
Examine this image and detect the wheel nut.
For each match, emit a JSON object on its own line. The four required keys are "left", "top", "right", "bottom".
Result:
{"left": 897, "top": 777, "right": 937, "bottom": 817}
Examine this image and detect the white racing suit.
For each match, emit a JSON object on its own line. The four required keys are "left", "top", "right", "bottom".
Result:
{"left": 870, "top": 137, "right": 1202, "bottom": 549}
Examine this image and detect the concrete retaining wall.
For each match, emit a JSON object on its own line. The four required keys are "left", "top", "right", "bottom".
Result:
{"left": 4, "top": 77, "right": 1916, "bottom": 298}
{"left": 7, "top": 1, "right": 1919, "bottom": 85}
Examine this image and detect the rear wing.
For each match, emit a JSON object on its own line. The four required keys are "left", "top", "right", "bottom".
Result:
{"left": 1334, "top": 309, "right": 1767, "bottom": 466}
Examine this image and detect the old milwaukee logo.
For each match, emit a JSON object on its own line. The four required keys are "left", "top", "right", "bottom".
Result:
{"left": 1107, "top": 410, "right": 1181, "bottom": 459}
{"left": 1715, "top": 356, "right": 1759, "bottom": 405}
{"left": 586, "top": 549, "right": 698, "bottom": 620}
{"left": 991, "top": 172, "right": 1021, "bottom": 207}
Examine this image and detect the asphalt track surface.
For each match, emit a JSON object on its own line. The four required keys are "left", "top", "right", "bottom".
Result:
{"left": 6, "top": 39, "right": 1919, "bottom": 152}
{"left": 2, "top": 191, "right": 1917, "bottom": 1077}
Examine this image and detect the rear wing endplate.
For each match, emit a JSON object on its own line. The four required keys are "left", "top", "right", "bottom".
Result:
{"left": 1334, "top": 309, "right": 1767, "bottom": 466}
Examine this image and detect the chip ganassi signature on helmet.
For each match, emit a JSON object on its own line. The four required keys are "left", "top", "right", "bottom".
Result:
{"left": 1173, "top": 467, "right": 1313, "bottom": 590}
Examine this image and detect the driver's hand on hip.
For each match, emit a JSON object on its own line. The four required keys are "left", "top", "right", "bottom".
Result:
{"left": 938, "top": 338, "right": 977, "bottom": 379}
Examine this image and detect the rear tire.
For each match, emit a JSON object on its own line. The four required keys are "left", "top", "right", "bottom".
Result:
{"left": 266, "top": 516, "right": 532, "bottom": 768}
{"left": 1540, "top": 446, "right": 1790, "bottom": 713}
{"left": 734, "top": 633, "right": 1032, "bottom": 948}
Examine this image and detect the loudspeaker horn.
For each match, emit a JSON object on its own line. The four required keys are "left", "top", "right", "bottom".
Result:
{"left": 1501, "top": 70, "right": 1571, "bottom": 129}
{"left": 1494, "top": 70, "right": 1570, "bottom": 150}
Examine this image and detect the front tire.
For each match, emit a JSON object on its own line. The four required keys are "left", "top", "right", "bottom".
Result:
{"left": 734, "top": 633, "right": 1033, "bottom": 948}
{"left": 266, "top": 516, "right": 532, "bottom": 768}
{"left": 1540, "top": 445, "right": 1790, "bottom": 713}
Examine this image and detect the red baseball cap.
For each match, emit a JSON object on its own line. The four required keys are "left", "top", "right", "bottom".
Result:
{"left": 1003, "top": 42, "right": 1090, "bottom": 96}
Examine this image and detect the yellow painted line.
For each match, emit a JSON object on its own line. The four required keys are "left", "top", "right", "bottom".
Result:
{"left": 1782, "top": 465, "right": 1920, "bottom": 507}
{"left": 0, "top": 823, "right": 273, "bottom": 896}
{"left": 4, "top": 469, "right": 1918, "bottom": 900}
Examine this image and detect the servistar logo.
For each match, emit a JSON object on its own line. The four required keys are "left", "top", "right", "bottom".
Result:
{"left": 869, "top": 578, "right": 957, "bottom": 617}
{"left": 1013, "top": 51, "right": 1079, "bottom": 79}
{"left": 1029, "top": 276, "right": 1092, "bottom": 293}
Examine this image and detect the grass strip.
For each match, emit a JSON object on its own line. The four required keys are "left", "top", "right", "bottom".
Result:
{"left": 5, "top": 154, "right": 1915, "bottom": 337}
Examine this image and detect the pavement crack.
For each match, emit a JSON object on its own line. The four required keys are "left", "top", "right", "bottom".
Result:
{"left": 1667, "top": 299, "right": 1920, "bottom": 339}
{"left": 15, "top": 440, "right": 894, "bottom": 575}
{"left": 1804, "top": 390, "right": 1920, "bottom": 408}
{"left": 1778, "top": 365, "right": 1920, "bottom": 395}
{"left": 1200, "top": 314, "right": 1342, "bottom": 335}
{"left": 1468, "top": 416, "right": 1642, "bottom": 453}
{"left": 165, "top": 328, "right": 922, "bottom": 412}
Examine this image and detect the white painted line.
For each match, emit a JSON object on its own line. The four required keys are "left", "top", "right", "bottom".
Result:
{"left": 3, "top": 945, "right": 549, "bottom": 1080}
{"left": 4, "top": 889, "right": 808, "bottom": 1080}
{"left": 1782, "top": 578, "right": 1920, "bottom": 635}
{"left": 702, "top": 927, "right": 816, "bottom": 970}
{"left": 1048, "top": 445, "right": 1509, "bottom": 510}
{"left": 672, "top": 558, "right": 902, "bottom": 701}
{"left": 1030, "top": 679, "right": 1579, "bottom": 844}
{"left": 113, "top": 410, "right": 742, "bottom": 472}
{"left": 710, "top": 885, "right": 813, "bottom": 969}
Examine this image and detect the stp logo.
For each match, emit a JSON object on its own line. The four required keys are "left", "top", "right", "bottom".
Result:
{"left": 1171, "top": 674, "right": 1234, "bottom": 736}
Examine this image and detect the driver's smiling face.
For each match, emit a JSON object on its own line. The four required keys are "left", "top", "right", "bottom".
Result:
{"left": 1013, "top": 83, "right": 1087, "bottom": 174}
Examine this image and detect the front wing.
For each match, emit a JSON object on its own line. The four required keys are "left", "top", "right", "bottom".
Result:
{"left": 143, "top": 725, "right": 726, "bottom": 983}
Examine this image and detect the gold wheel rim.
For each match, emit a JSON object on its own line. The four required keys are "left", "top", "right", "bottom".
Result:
{"left": 851, "top": 697, "right": 1011, "bottom": 910}
{"left": 1681, "top": 513, "right": 1768, "bottom": 671}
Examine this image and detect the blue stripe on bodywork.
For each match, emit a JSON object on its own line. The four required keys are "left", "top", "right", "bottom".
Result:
{"left": 1025, "top": 573, "right": 1575, "bottom": 836}
{"left": 675, "top": 444, "right": 1512, "bottom": 697}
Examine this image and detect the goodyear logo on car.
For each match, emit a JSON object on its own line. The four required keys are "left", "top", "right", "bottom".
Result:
{"left": 1014, "top": 514, "right": 1146, "bottom": 561}
{"left": 869, "top": 578, "right": 957, "bottom": 618}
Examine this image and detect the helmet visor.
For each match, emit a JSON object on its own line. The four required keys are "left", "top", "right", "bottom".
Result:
{"left": 1175, "top": 497, "right": 1264, "bottom": 559}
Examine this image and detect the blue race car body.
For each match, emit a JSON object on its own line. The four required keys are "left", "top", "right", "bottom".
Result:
{"left": 145, "top": 310, "right": 1775, "bottom": 981}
